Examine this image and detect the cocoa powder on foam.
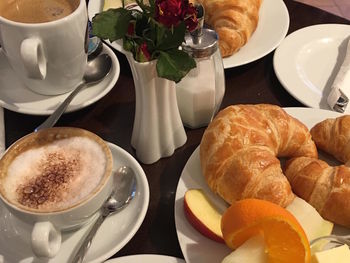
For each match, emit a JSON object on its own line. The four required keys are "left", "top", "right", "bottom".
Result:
{"left": 17, "top": 151, "right": 81, "bottom": 209}
{"left": 0, "top": 128, "right": 113, "bottom": 213}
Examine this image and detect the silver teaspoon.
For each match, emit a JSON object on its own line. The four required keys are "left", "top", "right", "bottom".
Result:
{"left": 70, "top": 166, "right": 136, "bottom": 263}
{"left": 35, "top": 54, "right": 112, "bottom": 132}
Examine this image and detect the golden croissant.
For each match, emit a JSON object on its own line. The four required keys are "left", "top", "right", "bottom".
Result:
{"left": 195, "top": 0, "right": 262, "bottom": 57}
{"left": 285, "top": 157, "right": 350, "bottom": 228}
{"left": 200, "top": 104, "right": 317, "bottom": 207}
{"left": 310, "top": 115, "right": 350, "bottom": 164}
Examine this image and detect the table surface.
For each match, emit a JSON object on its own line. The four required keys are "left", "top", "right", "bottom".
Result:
{"left": 3, "top": 0, "right": 350, "bottom": 261}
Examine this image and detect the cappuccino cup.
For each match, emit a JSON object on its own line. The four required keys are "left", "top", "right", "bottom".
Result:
{"left": 0, "top": 127, "right": 114, "bottom": 258}
{"left": 0, "top": 0, "right": 88, "bottom": 95}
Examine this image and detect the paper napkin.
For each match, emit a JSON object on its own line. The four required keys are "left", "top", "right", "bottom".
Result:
{"left": 327, "top": 39, "right": 350, "bottom": 112}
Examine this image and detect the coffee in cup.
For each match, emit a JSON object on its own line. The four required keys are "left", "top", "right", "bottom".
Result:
{"left": 0, "top": 0, "right": 79, "bottom": 23}
{"left": 0, "top": 127, "right": 114, "bottom": 258}
{"left": 0, "top": 0, "right": 88, "bottom": 95}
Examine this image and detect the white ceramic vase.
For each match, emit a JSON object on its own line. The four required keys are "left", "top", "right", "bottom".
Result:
{"left": 125, "top": 53, "right": 187, "bottom": 164}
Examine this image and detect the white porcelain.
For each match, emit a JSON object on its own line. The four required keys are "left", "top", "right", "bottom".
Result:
{"left": 105, "top": 255, "right": 185, "bottom": 263}
{"left": 174, "top": 107, "right": 350, "bottom": 263}
{"left": 87, "top": 0, "right": 289, "bottom": 69}
{"left": 0, "top": 0, "right": 88, "bottom": 95}
{"left": 0, "top": 142, "right": 150, "bottom": 263}
{"left": 0, "top": 128, "right": 115, "bottom": 258}
{"left": 31, "top": 222, "right": 61, "bottom": 258}
{"left": 273, "top": 24, "right": 350, "bottom": 113}
{"left": 126, "top": 53, "right": 187, "bottom": 164}
{"left": 0, "top": 43, "right": 119, "bottom": 115}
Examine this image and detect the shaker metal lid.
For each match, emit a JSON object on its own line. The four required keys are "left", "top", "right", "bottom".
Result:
{"left": 182, "top": 4, "right": 218, "bottom": 58}
{"left": 182, "top": 28, "right": 219, "bottom": 58}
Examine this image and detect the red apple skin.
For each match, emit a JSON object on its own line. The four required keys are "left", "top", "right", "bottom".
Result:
{"left": 183, "top": 193, "right": 225, "bottom": 243}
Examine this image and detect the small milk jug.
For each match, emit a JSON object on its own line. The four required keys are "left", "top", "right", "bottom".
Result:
{"left": 176, "top": 5, "right": 225, "bottom": 128}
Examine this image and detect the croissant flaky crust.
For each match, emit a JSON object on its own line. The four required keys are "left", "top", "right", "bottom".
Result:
{"left": 196, "top": 0, "right": 262, "bottom": 57}
{"left": 199, "top": 104, "right": 317, "bottom": 207}
{"left": 285, "top": 157, "right": 350, "bottom": 228}
{"left": 310, "top": 115, "right": 350, "bottom": 164}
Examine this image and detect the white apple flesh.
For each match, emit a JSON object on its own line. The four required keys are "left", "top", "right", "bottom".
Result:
{"left": 183, "top": 189, "right": 224, "bottom": 243}
{"left": 221, "top": 235, "right": 268, "bottom": 263}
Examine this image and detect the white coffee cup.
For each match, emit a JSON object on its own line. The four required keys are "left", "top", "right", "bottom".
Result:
{"left": 0, "top": 0, "right": 88, "bottom": 95}
{"left": 0, "top": 127, "right": 114, "bottom": 258}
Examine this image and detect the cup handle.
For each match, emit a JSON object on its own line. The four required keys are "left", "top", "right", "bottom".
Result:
{"left": 31, "top": 221, "right": 61, "bottom": 258}
{"left": 20, "top": 38, "right": 47, "bottom": 80}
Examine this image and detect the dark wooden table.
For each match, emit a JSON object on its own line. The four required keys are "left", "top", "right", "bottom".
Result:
{"left": 3, "top": 0, "right": 349, "bottom": 261}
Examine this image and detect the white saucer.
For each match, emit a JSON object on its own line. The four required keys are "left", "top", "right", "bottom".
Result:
{"left": 0, "top": 142, "right": 150, "bottom": 263}
{"left": 273, "top": 24, "right": 350, "bottom": 113}
{"left": 105, "top": 254, "right": 185, "bottom": 263}
{"left": 0, "top": 43, "right": 120, "bottom": 115}
{"left": 174, "top": 108, "right": 349, "bottom": 263}
{"left": 87, "top": 0, "right": 289, "bottom": 69}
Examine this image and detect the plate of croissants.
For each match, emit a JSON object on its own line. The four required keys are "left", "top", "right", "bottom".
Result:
{"left": 203, "top": 0, "right": 290, "bottom": 68}
{"left": 174, "top": 104, "right": 350, "bottom": 263}
{"left": 88, "top": 0, "right": 289, "bottom": 69}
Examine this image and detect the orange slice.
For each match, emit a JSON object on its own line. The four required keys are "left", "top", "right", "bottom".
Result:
{"left": 221, "top": 198, "right": 311, "bottom": 263}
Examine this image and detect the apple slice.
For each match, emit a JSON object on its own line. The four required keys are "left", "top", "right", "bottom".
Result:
{"left": 286, "top": 197, "right": 334, "bottom": 253}
{"left": 184, "top": 189, "right": 224, "bottom": 243}
{"left": 221, "top": 235, "right": 267, "bottom": 263}
{"left": 312, "top": 244, "right": 350, "bottom": 263}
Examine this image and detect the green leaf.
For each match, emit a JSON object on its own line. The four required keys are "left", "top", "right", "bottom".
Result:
{"left": 157, "top": 50, "right": 196, "bottom": 83}
{"left": 92, "top": 8, "right": 133, "bottom": 42}
{"left": 123, "top": 38, "right": 136, "bottom": 53}
{"left": 135, "top": 0, "right": 152, "bottom": 14}
{"left": 156, "top": 22, "right": 186, "bottom": 51}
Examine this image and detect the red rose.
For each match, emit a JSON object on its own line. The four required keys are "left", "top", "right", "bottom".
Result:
{"left": 127, "top": 22, "right": 135, "bottom": 36}
{"left": 182, "top": 1, "right": 198, "bottom": 31}
{"left": 185, "top": 15, "right": 197, "bottom": 32}
{"left": 155, "top": 0, "right": 198, "bottom": 31}
{"left": 155, "top": 0, "right": 183, "bottom": 28}
{"left": 139, "top": 42, "right": 151, "bottom": 62}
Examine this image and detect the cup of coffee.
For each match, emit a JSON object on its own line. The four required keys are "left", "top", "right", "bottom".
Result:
{"left": 0, "top": 127, "right": 114, "bottom": 258}
{"left": 0, "top": 0, "right": 88, "bottom": 95}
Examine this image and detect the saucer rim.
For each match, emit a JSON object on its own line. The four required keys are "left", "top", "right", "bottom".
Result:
{"left": 0, "top": 43, "right": 120, "bottom": 116}
{"left": 0, "top": 141, "right": 150, "bottom": 263}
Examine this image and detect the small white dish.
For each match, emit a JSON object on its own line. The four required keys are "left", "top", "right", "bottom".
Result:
{"left": 105, "top": 254, "right": 185, "bottom": 263}
{"left": 87, "top": 0, "right": 289, "bottom": 69}
{"left": 0, "top": 142, "right": 150, "bottom": 263}
{"left": 273, "top": 24, "right": 350, "bottom": 113}
{"left": 174, "top": 107, "right": 350, "bottom": 263}
{"left": 0, "top": 43, "right": 120, "bottom": 115}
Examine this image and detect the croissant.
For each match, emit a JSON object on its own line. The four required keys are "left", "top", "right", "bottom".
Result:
{"left": 285, "top": 157, "right": 350, "bottom": 228}
{"left": 310, "top": 115, "right": 350, "bottom": 164}
{"left": 200, "top": 104, "right": 318, "bottom": 207}
{"left": 196, "top": 0, "right": 262, "bottom": 57}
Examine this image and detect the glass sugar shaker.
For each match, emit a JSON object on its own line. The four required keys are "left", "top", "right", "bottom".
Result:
{"left": 176, "top": 4, "right": 225, "bottom": 129}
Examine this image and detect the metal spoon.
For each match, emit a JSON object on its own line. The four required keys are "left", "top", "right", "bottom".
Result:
{"left": 35, "top": 54, "right": 112, "bottom": 132}
{"left": 70, "top": 166, "right": 136, "bottom": 263}
{"left": 310, "top": 234, "right": 350, "bottom": 247}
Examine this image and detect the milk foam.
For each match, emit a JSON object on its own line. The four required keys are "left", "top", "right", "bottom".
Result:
{"left": 0, "top": 0, "right": 79, "bottom": 23}
{"left": 3, "top": 137, "right": 108, "bottom": 212}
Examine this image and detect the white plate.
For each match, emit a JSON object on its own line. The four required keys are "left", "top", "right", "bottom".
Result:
{"left": 105, "top": 254, "right": 185, "bottom": 263}
{"left": 87, "top": 0, "right": 289, "bottom": 69}
{"left": 273, "top": 24, "right": 350, "bottom": 113}
{"left": 0, "top": 142, "right": 150, "bottom": 263}
{"left": 174, "top": 107, "right": 350, "bottom": 263}
{"left": 0, "top": 43, "right": 120, "bottom": 115}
